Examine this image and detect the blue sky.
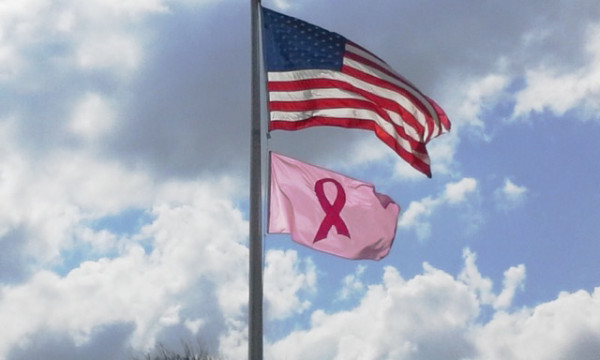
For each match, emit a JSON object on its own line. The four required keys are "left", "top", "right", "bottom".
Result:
{"left": 1, "top": 0, "right": 600, "bottom": 359}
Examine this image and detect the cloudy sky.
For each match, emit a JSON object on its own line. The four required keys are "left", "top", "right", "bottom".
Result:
{"left": 1, "top": 0, "right": 600, "bottom": 359}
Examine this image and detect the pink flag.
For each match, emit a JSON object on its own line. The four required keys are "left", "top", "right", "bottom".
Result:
{"left": 268, "top": 152, "right": 400, "bottom": 260}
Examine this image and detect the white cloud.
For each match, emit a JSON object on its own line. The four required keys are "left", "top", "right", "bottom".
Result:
{"left": 459, "top": 248, "right": 526, "bottom": 310}
{"left": 398, "top": 177, "right": 478, "bottom": 241}
{"left": 0, "top": 175, "right": 250, "bottom": 359}
{"left": 68, "top": 93, "right": 116, "bottom": 140}
{"left": 271, "top": 0, "right": 294, "bottom": 11}
{"left": 494, "top": 264, "right": 526, "bottom": 310}
{"left": 264, "top": 249, "right": 317, "bottom": 321}
{"left": 2, "top": 1, "right": 600, "bottom": 359}
{"left": 184, "top": 318, "right": 205, "bottom": 335}
{"left": 398, "top": 198, "right": 436, "bottom": 241}
{"left": 513, "top": 22, "right": 600, "bottom": 120}
{"left": 337, "top": 264, "right": 367, "bottom": 301}
{"left": 0, "top": 0, "right": 173, "bottom": 84}
{"left": 444, "top": 177, "right": 478, "bottom": 204}
{"left": 427, "top": 134, "right": 460, "bottom": 177}
{"left": 501, "top": 179, "right": 528, "bottom": 198}
{"left": 457, "top": 74, "right": 509, "bottom": 131}
{"left": 0, "top": 144, "right": 154, "bottom": 263}
{"left": 473, "top": 288, "right": 600, "bottom": 360}
{"left": 74, "top": 33, "right": 142, "bottom": 72}
{"left": 459, "top": 248, "right": 495, "bottom": 306}
{"left": 267, "top": 258, "right": 482, "bottom": 360}
{"left": 337, "top": 136, "right": 390, "bottom": 169}
{"left": 0, "top": 0, "right": 51, "bottom": 81}
{"left": 94, "top": 0, "right": 169, "bottom": 16}
{"left": 0, "top": 114, "right": 250, "bottom": 357}
{"left": 495, "top": 178, "right": 528, "bottom": 210}
{"left": 266, "top": 250, "right": 600, "bottom": 360}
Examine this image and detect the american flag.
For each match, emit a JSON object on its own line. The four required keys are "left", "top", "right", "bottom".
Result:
{"left": 261, "top": 7, "right": 451, "bottom": 177}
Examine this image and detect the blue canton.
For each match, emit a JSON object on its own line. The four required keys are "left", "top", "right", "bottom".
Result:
{"left": 262, "top": 7, "right": 346, "bottom": 72}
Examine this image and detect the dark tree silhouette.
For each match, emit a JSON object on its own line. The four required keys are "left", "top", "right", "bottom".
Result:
{"left": 131, "top": 340, "right": 223, "bottom": 360}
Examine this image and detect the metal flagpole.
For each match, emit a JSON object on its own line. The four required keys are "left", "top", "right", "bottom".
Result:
{"left": 249, "top": 0, "right": 263, "bottom": 359}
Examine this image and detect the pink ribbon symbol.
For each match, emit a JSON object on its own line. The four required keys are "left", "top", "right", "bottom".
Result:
{"left": 313, "top": 178, "right": 350, "bottom": 243}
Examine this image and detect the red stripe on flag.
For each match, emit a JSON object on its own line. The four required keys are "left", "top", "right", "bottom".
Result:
{"left": 268, "top": 97, "right": 427, "bottom": 153}
{"left": 343, "top": 50, "right": 450, "bottom": 141}
{"left": 344, "top": 50, "right": 419, "bottom": 92}
{"left": 268, "top": 77, "right": 427, "bottom": 141}
{"left": 270, "top": 117, "right": 432, "bottom": 177}
{"left": 340, "top": 65, "right": 436, "bottom": 140}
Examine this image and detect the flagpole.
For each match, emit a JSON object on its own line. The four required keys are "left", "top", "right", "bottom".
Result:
{"left": 249, "top": 0, "right": 263, "bottom": 359}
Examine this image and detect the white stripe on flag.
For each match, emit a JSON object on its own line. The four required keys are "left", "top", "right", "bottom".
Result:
{"left": 268, "top": 87, "right": 421, "bottom": 141}
{"left": 268, "top": 69, "right": 427, "bottom": 141}
{"left": 269, "top": 107, "right": 430, "bottom": 163}
{"left": 269, "top": 88, "right": 366, "bottom": 102}
{"left": 344, "top": 44, "right": 442, "bottom": 134}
